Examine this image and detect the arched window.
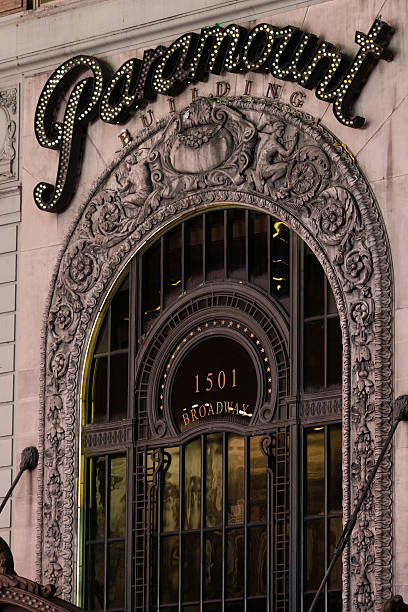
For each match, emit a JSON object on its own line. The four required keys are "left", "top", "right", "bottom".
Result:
{"left": 81, "top": 207, "right": 342, "bottom": 612}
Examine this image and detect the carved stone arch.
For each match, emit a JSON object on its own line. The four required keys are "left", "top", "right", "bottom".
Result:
{"left": 37, "top": 96, "right": 393, "bottom": 611}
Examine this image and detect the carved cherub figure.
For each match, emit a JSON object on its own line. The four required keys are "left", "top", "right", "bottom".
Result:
{"left": 257, "top": 120, "right": 298, "bottom": 188}
{"left": 114, "top": 150, "right": 152, "bottom": 208}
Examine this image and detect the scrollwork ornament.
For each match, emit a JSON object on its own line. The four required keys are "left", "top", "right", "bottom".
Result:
{"left": 335, "top": 240, "right": 373, "bottom": 292}
{"left": 311, "top": 186, "right": 362, "bottom": 246}
{"left": 39, "top": 97, "right": 393, "bottom": 609}
{"left": 62, "top": 241, "right": 99, "bottom": 293}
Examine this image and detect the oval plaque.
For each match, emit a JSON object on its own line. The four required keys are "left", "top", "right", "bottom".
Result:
{"left": 171, "top": 336, "right": 259, "bottom": 432}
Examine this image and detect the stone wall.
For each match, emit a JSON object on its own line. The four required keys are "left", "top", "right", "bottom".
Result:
{"left": 0, "top": 83, "right": 19, "bottom": 554}
{"left": 0, "top": 0, "right": 406, "bottom": 604}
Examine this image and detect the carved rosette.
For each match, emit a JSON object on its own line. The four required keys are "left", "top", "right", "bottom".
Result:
{"left": 39, "top": 97, "right": 393, "bottom": 609}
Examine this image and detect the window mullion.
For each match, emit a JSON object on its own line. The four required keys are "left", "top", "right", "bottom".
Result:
{"left": 324, "top": 426, "right": 329, "bottom": 611}
{"left": 222, "top": 432, "right": 227, "bottom": 609}
{"left": 224, "top": 209, "right": 228, "bottom": 279}
{"left": 179, "top": 445, "right": 184, "bottom": 612}
{"left": 104, "top": 456, "right": 110, "bottom": 612}
{"left": 324, "top": 277, "right": 328, "bottom": 389}
{"left": 203, "top": 214, "right": 207, "bottom": 283}
{"left": 244, "top": 436, "right": 248, "bottom": 611}
{"left": 245, "top": 209, "right": 249, "bottom": 283}
{"left": 200, "top": 435, "right": 205, "bottom": 610}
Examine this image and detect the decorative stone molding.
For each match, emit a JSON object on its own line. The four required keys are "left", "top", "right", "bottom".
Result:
{"left": 38, "top": 96, "right": 393, "bottom": 610}
{"left": 299, "top": 396, "right": 342, "bottom": 419}
{"left": 83, "top": 419, "right": 134, "bottom": 454}
{"left": 0, "top": 536, "right": 84, "bottom": 611}
{"left": 0, "top": 87, "right": 17, "bottom": 182}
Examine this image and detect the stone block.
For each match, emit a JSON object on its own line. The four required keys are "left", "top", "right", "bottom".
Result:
{"left": 0, "top": 253, "right": 16, "bottom": 284}
{"left": 0, "top": 405, "right": 13, "bottom": 436}
{"left": 0, "top": 438, "right": 12, "bottom": 467}
{"left": 0, "top": 468, "right": 11, "bottom": 497}
{"left": 0, "top": 225, "right": 17, "bottom": 254}
{"left": 0, "top": 284, "right": 15, "bottom": 313}
{"left": 0, "top": 314, "right": 14, "bottom": 342}
{"left": 0, "top": 373, "right": 13, "bottom": 403}
{"left": 0, "top": 343, "right": 13, "bottom": 373}
{"left": 0, "top": 191, "right": 20, "bottom": 218}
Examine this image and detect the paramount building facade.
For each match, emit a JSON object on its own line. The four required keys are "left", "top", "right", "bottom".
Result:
{"left": 0, "top": 0, "right": 407, "bottom": 611}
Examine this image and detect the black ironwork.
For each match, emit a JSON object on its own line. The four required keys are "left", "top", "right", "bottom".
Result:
{"left": 0, "top": 446, "right": 38, "bottom": 517}
{"left": 82, "top": 209, "right": 344, "bottom": 611}
{"left": 308, "top": 395, "right": 408, "bottom": 612}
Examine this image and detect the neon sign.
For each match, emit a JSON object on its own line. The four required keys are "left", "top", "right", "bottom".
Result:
{"left": 33, "top": 19, "right": 394, "bottom": 213}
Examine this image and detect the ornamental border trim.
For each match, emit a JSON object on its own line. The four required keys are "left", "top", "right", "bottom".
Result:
{"left": 37, "top": 95, "right": 393, "bottom": 611}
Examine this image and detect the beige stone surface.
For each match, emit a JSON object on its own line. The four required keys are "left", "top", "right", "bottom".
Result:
{"left": 12, "top": 0, "right": 408, "bottom": 599}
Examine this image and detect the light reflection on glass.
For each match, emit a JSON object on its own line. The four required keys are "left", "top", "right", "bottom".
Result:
{"left": 228, "top": 435, "right": 245, "bottom": 525}
{"left": 184, "top": 438, "right": 201, "bottom": 530}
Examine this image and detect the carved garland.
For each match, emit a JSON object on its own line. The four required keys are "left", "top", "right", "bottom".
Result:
{"left": 37, "top": 96, "right": 393, "bottom": 610}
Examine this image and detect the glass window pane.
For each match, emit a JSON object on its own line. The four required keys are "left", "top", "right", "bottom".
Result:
{"left": 226, "top": 528, "right": 245, "bottom": 598}
{"left": 327, "top": 316, "right": 342, "bottom": 387}
{"left": 250, "top": 436, "right": 267, "bottom": 523}
{"left": 204, "top": 530, "right": 222, "bottom": 600}
{"left": 247, "top": 599, "right": 267, "bottom": 612}
{"left": 88, "top": 457, "right": 106, "bottom": 541}
{"left": 185, "top": 215, "right": 203, "bottom": 290}
{"left": 225, "top": 603, "right": 245, "bottom": 612}
{"left": 248, "top": 525, "right": 267, "bottom": 596}
{"left": 206, "top": 434, "right": 223, "bottom": 528}
{"left": 329, "top": 425, "right": 342, "bottom": 513}
{"left": 165, "top": 226, "right": 182, "bottom": 306}
{"left": 109, "top": 455, "right": 126, "bottom": 538}
{"left": 108, "top": 540, "right": 126, "bottom": 608}
{"left": 228, "top": 209, "right": 246, "bottom": 280}
{"left": 306, "top": 429, "right": 325, "bottom": 516}
{"left": 227, "top": 435, "right": 245, "bottom": 525}
{"left": 328, "top": 591, "right": 342, "bottom": 611}
{"left": 304, "top": 245, "right": 324, "bottom": 317}
{"left": 110, "top": 276, "right": 129, "bottom": 351}
{"left": 304, "top": 319, "right": 324, "bottom": 391}
{"left": 304, "top": 592, "right": 324, "bottom": 612}
{"left": 329, "top": 517, "right": 343, "bottom": 589}
{"left": 163, "top": 447, "right": 180, "bottom": 532}
{"left": 87, "top": 542, "right": 105, "bottom": 611}
{"left": 160, "top": 535, "right": 179, "bottom": 604}
{"left": 249, "top": 211, "right": 268, "bottom": 290}
{"left": 95, "top": 312, "right": 109, "bottom": 354}
{"left": 305, "top": 519, "right": 325, "bottom": 590}
{"left": 184, "top": 438, "right": 201, "bottom": 530}
{"left": 110, "top": 353, "right": 128, "bottom": 421}
{"left": 89, "top": 356, "right": 108, "bottom": 424}
{"left": 270, "top": 220, "right": 289, "bottom": 302}
{"left": 206, "top": 211, "right": 224, "bottom": 280}
{"left": 328, "top": 282, "right": 337, "bottom": 314}
{"left": 182, "top": 533, "right": 201, "bottom": 602}
{"left": 142, "top": 241, "right": 161, "bottom": 330}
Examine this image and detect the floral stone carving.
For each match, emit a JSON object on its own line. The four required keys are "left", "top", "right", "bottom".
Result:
{"left": 38, "top": 97, "right": 393, "bottom": 610}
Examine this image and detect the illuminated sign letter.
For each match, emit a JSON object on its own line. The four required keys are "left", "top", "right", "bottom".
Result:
{"left": 100, "top": 46, "right": 166, "bottom": 124}
{"left": 152, "top": 32, "right": 199, "bottom": 95}
{"left": 33, "top": 55, "right": 105, "bottom": 212}
{"left": 189, "top": 24, "right": 247, "bottom": 80}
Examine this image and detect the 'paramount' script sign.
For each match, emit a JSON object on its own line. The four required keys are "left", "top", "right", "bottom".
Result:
{"left": 33, "top": 19, "right": 394, "bottom": 213}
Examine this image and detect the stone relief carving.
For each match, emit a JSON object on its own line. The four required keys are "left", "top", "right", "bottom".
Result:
{"left": 0, "top": 87, "right": 17, "bottom": 181}
{"left": 38, "top": 96, "right": 393, "bottom": 611}
{"left": 0, "top": 536, "right": 84, "bottom": 611}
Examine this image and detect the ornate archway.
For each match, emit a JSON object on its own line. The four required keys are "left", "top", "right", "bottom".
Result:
{"left": 37, "top": 96, "right": 393, "bottom": 611}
